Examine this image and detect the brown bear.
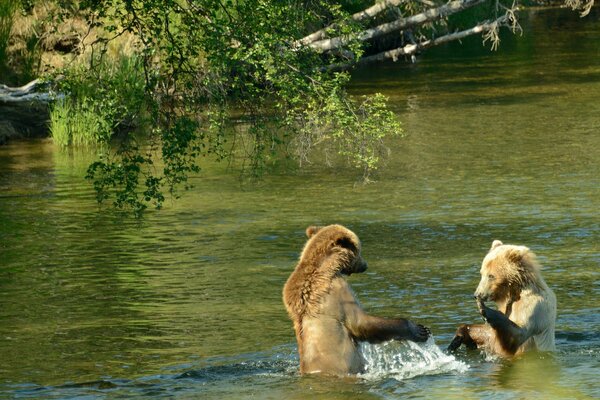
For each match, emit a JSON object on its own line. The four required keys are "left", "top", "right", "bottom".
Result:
{"left": 448, "top": 240, "right": 556, "bottom": 357}
{"left": 283, "top": 224, "right": 430, "bottom": 375}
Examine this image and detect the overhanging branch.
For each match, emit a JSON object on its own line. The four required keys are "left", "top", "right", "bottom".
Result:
{"left": 325, "top": 15, "right": 509, "bottom": 72}
{"left": 295, "top": 0, "right": 407, "bottom": 47}
{"left": 307, "top": 0, "right": 488, "bottom": 53}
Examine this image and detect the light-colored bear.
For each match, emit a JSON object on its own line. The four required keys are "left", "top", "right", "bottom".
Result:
{"left": 448, "top": 240, "right": 556, "bottom": 357}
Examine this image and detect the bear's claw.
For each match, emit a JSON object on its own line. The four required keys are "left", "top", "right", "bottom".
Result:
{"left": 447, "top": 335, "right": 463, "bottom": 352}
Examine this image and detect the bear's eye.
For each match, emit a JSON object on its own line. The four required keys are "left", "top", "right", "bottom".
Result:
{"left": 488, "top": 274, "right": 495, "bottom": 279}
{"left": 335, "top": 237, "right": 356, "bottom": 252}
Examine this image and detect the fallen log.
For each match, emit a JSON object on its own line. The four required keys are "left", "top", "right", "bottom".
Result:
{"left": 0, "top": 79, "right": 58, "bottom": 103}
{"left": 0, "top": 79, "right": 61, "bottom": 144}
{"left": 306, "top": 0, "right": 487, "bottom": 53}
{"left": 325, "top": 15, "right": 509, "bottom": 71}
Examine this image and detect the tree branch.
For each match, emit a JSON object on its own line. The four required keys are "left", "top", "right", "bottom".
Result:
{"left": 326, "top": 15, "right": 509, "bottom": 72}
{"left": 295, "top": 0, "right": 407, "bottom": 47}
{"left": 564, "top": 0, "right": 595, "bottom": 16}
{"left": 295, "top": 0, "right": 438, "bottom": 47}
{"left": 307, "top": 0, "right": 488, "bottom": 53}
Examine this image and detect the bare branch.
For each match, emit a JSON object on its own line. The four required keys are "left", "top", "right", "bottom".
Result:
{"left": 326, "top": 15, "right": 509, "bottom": 71}
{"left": 295, "top": 0, "right": 407, "bottom": 47}
{"left": 307, "top": 0, "right": 488, "bottom": 53}
{"left": 564, "top": 0, "right": 595, "bottom": 16}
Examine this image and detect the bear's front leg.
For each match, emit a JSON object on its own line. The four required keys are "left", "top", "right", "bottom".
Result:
{"left": 477, "top": 298, "right": 512, "bottom": 328}
{"left": 447, "top": 324, "right": 479, "bottom": 351}
{"left": 476, "top": 297, "right": 526, "bottom": 355}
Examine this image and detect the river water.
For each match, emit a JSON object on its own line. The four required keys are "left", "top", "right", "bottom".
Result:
{"left": 1, "top": 7, "right": 599, "bottom": 399}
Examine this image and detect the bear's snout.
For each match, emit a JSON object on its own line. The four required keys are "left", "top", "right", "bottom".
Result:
{"left": 474, "top": 292, "right": 489, "bottom": 302}
{"left": 357, "top": 259, "right": 368, "bottom": 273}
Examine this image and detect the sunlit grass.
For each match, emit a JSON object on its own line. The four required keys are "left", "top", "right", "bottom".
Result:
{"left": 49, "top": 99, "right": 71, "bottom": 147}
{"left": 0, "top": 0, "right": 18, "bottom": 73}
{"left": 50, "top": 53, "right": 147, "bottom": 148}
{"left": 50, "top": 99, "right": 111, "bottom": 147}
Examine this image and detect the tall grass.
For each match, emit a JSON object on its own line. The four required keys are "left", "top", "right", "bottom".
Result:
{"left": 50, "top": 99, "right": 71, "bottom": 147}
{"left": 50, "top": 54, "right": 148, "bottom": 147}
{"left": 0, "top": 0, "right": 19, "bottom": 75}
{"left": 50, "top": 99, "right": 111, "bottom": 147}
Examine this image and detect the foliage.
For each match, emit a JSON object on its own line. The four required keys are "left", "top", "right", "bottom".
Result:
{"left": 291, "top": 74, "right": 402, "bottom": 180}
{"left": 326, "top": 93, "right": 402, "bottom": 180}
{"left": 49, "top": 54, "right": 147, "bottom": 147}
{"left": 74, "top": 0, "right": 403, "bottom": 214}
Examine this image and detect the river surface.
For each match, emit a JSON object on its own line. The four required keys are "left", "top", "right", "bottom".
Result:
{"left": 1, "top": 7, "right": 599, "bottom": 399}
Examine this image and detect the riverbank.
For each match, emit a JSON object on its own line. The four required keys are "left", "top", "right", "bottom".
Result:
{"left": 1, "top": 2, "right": 591, "bottom": 146}
{"left": 0, "top": 1, "right": 138, "bottom": 144}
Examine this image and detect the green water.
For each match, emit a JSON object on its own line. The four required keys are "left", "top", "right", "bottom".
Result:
{"left": 1, "top": 7, "right": 599, "bottom": 399}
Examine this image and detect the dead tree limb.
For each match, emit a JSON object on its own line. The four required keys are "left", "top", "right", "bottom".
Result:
{"left": 565, "top": 0, "right": 595, "bottom": 16}
{"left": 0, "top": 79, "right": 59, "bottom": 103}
{"left": 0, "top": 79, "right": 62, "bottom": 143}
{"left": 296, "top": 0, "right": 407, "bottom": 47}
{"left": 326, "top": 15, "right": 509, "bottom": 71}
{"left": 307, "top": 0, "right": 488, "bottom": 53}
{"left": 296, "top": 0, "right": 437, "bottom": 47}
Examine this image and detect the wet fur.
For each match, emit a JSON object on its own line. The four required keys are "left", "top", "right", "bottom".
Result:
{"left": 283, "top": 224, "right": 429, "bottom": 375}
{"left": 448, "top": 240, "right": 556, "bottom": 357}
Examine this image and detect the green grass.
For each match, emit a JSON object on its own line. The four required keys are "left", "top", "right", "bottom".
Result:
{"left": 50, "top": 53, "right": 148, "bottom": 148}
{"left": 0, "top": 0, "right": 18, "bottom": 75}
{"left": 50, "top": 99, "right": 111, "bottom": 147}
{"left": 50, "top": 99, "right": 72, "bottom": 147}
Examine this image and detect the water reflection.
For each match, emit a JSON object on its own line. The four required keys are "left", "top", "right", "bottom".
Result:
{"left": 487, "top": 352, "right": 596, "bottom": 398}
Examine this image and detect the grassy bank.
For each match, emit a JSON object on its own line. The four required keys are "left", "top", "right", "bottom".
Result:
{"left": 1, "top": 1, "right": 147, "bottom": 146}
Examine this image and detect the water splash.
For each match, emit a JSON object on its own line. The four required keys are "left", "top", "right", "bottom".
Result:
{"left": 358, "top": 337, "right": 468, "bottom": 380}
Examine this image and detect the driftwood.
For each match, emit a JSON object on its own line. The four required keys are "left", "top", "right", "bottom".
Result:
{"left": 0, "top": 79, "right": 60, "bottom": 143}
{"left": 0, "top": 79, "right": 58, "bottom": 103}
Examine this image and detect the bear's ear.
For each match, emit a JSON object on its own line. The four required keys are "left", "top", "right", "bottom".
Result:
{"left": 490, "top": 240, "right": 503, "bottom": 250}
{"left": 306, "top": 226, "right": 322, "bottom": 238}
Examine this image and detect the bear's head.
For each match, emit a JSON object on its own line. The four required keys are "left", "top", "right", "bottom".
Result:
{"left": 301, "top": 224, "right": 367, "bottom": 275}
{"left": 474, "top": 240, "right": 541, "bottom": 303}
